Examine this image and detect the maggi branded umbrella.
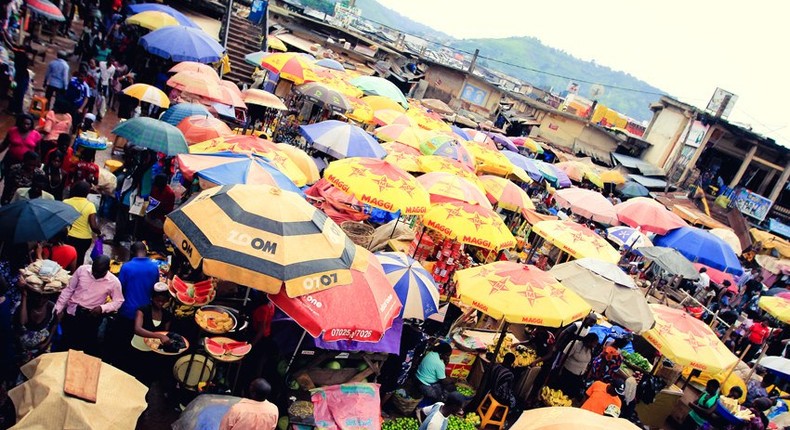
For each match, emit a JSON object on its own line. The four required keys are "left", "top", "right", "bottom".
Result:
{"left": 417, "top": 172, "right": 491, "bottom": 209}
{"left": 479, "top": 175, "right": 535, "bottom": 212}
{"left": 532, "top": 220, "right": 621, "bottom": 263}
{"left": 759, "top": 296, "right": 790, "bottom": 324}
{"left": 423, "top": 202, "right": 516, "bottom": 251}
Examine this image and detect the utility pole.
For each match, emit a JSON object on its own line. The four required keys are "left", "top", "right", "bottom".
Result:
{"left": 220, "top": 0, "right": 234, "bottom": 78}
{"left": 468, "top": 49, "right": 479, "bottom": 74}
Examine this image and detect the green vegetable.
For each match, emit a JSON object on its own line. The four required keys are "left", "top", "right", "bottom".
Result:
{"left": 622, "top": 351, "right": 652, "bottom": 372}
{"left": 325, "top": 360, "right": 342, "bottom": 370}
{"left": 456, "top": 385, "right": 475, "bottom": 397}
{"left": 382, "top": 417, "right": 419, "bottom": 430}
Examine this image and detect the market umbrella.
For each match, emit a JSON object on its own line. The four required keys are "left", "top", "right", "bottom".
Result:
{"left": 479, "top": 175, "right": 535, "bottom": 212}
{"left": 614, "top": 197, "right": 687, "bottom": 235}
{"left": 176, "top": 152, "right": 303, "bottom": 194}
{"left": 244, "top": 51, "right": 269, "bottom": 67}
{"left": 346, "top": 97, "right": 374, "bottom": 123}
{"left": 450, "top": 125, "right": 471, "bottom": 141}
{"left": 269, "top": 247, "right": 401, "bottom": 341}
{"left": 300, "top": 120, "right": 386, "bottom": 160}
{"left": 169, "top": 61, "right": 221, "bottom": 81}
{"left": 383, "top": 147, "right": 421, "bottom": 173}
{"left": 511, "top": 407, "right": 641, "bottom": 430}
{"left": 0, "top": 199, "right": 79, "bottom": 243}
{"left": 313, "top": 317, "right": 403, "bottom": 354}
{"left": 654, "top": 226, "right": 743, "bottom": 275}
{"left": 462, "top": 129, "right": 497, "bottom": 150}
{"left": 112, "top": 117, "right": 188, "bottom": 156}
{"left": 422, "top": 139, "right": 475, "bottom": 167}
{"left": 241, "top": 88, "right": 288, "bottom": 110}
{"left": 531, "top": 160, "right": 557, "bottom": 183}
{"left": 140, "top": 26, "right": 225, "bottom": 63}
{"left": 164, "top": 184, "right": 357, "bottom": 296}
{"left": 374, "top": 124, "right": 430, "bottom": 149}
{"left": 362, "top": 95, "right": 406, "bottom": 113}
{"left": 755, "top": 254, "right": 790, "bottom": 276}
{"left": 502, "top": 150, "right": 543, "bottom": 182}
{"left": 349, "top": 76, "right": 409, "bottom": 109}
{"left": 406, "top": 108, "right": 451, "bottom": 132}
{"left": 760, "top": 356, "right": 790, "bottom": 379}
{"left": 274, "top": 143, "right": 321, "bottom": 185}
{"left": 381, "top": 141, "right": 421, "bottom": 157}
{"left": 8, "top": 352, "right": 148, "bottom": 430}
{"left": 617, "top": 181, "right": 650, "bottom": 199}
{"left": 605, "top": 226, "right": 653, "bottom": 249}
{"left": 160, "top": 102, "right": 210, "bottom": 126}
{"left": 322, "top": 157, "right": 429, "bottom": 216}
{"left": 315, "top": 58, "right": 345, "bottom": 71}
{"left": 751, "top": 228, "right": 790, "bottom": 258}
{"left": 511, "top": 137, "right": 544, "bottom": 154}
{"left": 419, "top": 98, "right": 453, "bottom": 115}
{"left": 127, "top": 3, "right": 199, "bottom": 27}
{"left": 637, "top": 246, "right": 699, "bottom": 280}
{"left": 554, "top": 188, "right": 619, "bottom": 225}
{"left": 177, "top": 115, "right": 232, "bottom": 145}
{"left": 376, "top": 251, "right": 440, "bottom": 320}
{"left": 550, "top": 259, "right": 654, "bottom": 333}
{"left": 25, "top": 0, "right": 65, "bottom": 21}
{"left": 416, "top": 172, "right": 492, "bottom": 209}
{"left": 260, "top": 53, "right": 318, "bottom": 85}
{"left": 601, "top": 169, "right": 627, "bottom": 185}
{"left": 213, "top": 85, "right": 246, "bottom": 108}
{"left": 709, "top": 228, "right": 743, "bottom": 255}
{"left": 461, "top": 141, "right": 513, "bottom": 176}
{"left": 126, "top": 10, "right": 179, "bottom": 30}
{"left": 122, "top": 83, "right": 170, "bottom": 108}
{"left": 485, "top": 132, "right": 519, "bottom": 152}
{"left": 456, "top": 262, "right": 591, "bottom": 327}
{"left": 295, "top": 82, "right": 352, "bottom": 112}
{"left": 167, "top": 71, "right": 222, "bottom": 99}
{"left": 531, "top": 220, "right": 621, "bottom": 264}
{"left": 267, "top": 35, "right": 287, "bottom": 52}
{"left": 555, "top": 161, "right": 589, "bottom": 183}
{"left": 423, "top": 202, "right": 516, "bottom": 251}
{"left": 759, "top": 296, "right": 790, "bottom": 324}
{"left": 642, "top": 304, "right": 738, "bottom": 373}
{"left": 692, "top": 263, "right": 736, "bottom": 287}
{"left": 415, "top": 155, "right": 479, "bottom": 185}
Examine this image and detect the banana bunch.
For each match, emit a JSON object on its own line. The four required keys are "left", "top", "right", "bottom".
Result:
{"left": 540, "top": 386, "right": 572, "bottom": 407}
{"left": 487, "top": 337, "right": 538, "bottom": 367}
{"left": 513, "top": 348, "right": 538, "bottom": 367}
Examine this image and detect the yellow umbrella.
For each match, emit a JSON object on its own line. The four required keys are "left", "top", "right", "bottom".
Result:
{"left": 406, "top": 108, "right": 451, "bottom": 131}
{"left": 555, "top": 161, "right": 588, "bottom": 182}
{"left": 313, "top": 72, "right": 364, "bottom": 98}
{"left": 585, "top": 170, "right": 604, "bottom": 188}
{"left": 479, "top": 175, "right": 535, "bottom": 212}
{"left": 126, "top": 11, "right": 179, "bottom": 30}
{"left": 423, "top": 202, "right": 515, "bottom": 251}
{"left": 373, "top": 109, "right": 416, "bottom": 127}
{"left": 759, "top": 296, "right": 790, "bottom": 324}
{"left": 267, "top": 35, "right": 287, "bottom": 52}
{"left": 275, "top": 143, "right": 321, "bottom": 185}
{"left": 346, "top": 97, "right": 374, "bottom": 123}
{"left": 511, "top": 407, "right": 641, "bottom": 430}
{"left": 519, "top": 137, "right": 544, "bottom": 154}
{"left": 601, "top": 169, "right": 627, "bottom": 185}
{"left": 415, "top": 155, "right": 482, "bottom": 187}
{"left": 642, "top": 304, "right": 738, "bottom": 373}
{"left": 461, "top": 141, "right": 513, "bottom": 176}
{"left": 532, "top": 220, "right": 621, "bottom": 263}
{"left": 164, "top": 184, "right": 357, "bottom": 296}
{"left": 416, "top": 172, "right": 492, "bottom": 209}
{"left": 374, "top": 124, "right": 432, "bottom": 149}
{"left": 362, "top": 95, "right": 406, "bottom": 113}
{"left": 260, "top": 53, "right": 318, "bottom": 85}
{"left": 751, "top": 228, "right": 790, "bottom": 258}
{"left": 381, "top": 142, "right": 421, "bottom": 172}
{"left": 323, "top": 157, "right": 429, "bottom": 216}
{"left": 455, "top": 262, "right": 591, "bottom": 326}
{"left": 122, "top": 83, "right": 170, "bottom": 108}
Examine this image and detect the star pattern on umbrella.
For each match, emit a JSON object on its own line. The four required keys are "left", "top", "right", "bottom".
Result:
{"left": 519, "top": 285, "right": 545, "bottom": 306}
{"left": 372, "top": 175, "right": 393, "bottom": 191}
{"left": 399, "top": 181, "right": 415, "bottom": 194}
{"left": 445, "top": 206, "right": 463, "bottom": 219}
{"left": 548, "top": 284, "right": 567, "bottom": 302}
{"left": 487, "top": 278, "right": 510, "bottom": 295}
{"left": 655, "top": 322, "right": 675, "bottom": 337}
{"left": 349, "top": 166, "right": 368, "bottom": 177}
{"left": 467, "top": 212, "right": 487, "bottom": 231}
{"left": 685, "top": 335, "right": 705, "bottom": 353}
{"left": 475, "top": 266, "right": 495, "bottom": 278}
{"left": 272, "top": 153, "right": 290, "bottom": 166}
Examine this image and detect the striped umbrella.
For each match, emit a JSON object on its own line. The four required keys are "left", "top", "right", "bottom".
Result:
{"left": 127, "top": 3, "right": 199, "bottom": 27}
{"left": 260, "top": 53, "right": 318, "bottom": 85}
{"left": 375, "top": 124, "right": 431, "bottom": 149}
{"left": 295, "top": 83, "right": 352, "bottom": 112}
{"left": 126, "top": 10, "right": 179, "bottom": 30}
{"left": 511, "top": 136, "right": 544, "bottom": 154}
{"left": 300, "top": 120, "right": 386, "bottom": 160}
{"left": 376, "top": 251, "right": 439, "bottom": 320}
{"left": 140, "top": 26, "right": 225, "bottom": 63}
{"left": 26, "top": 0, "right": 65, "bottom": 21}
{"left": 122, "top": 83, "right": 170, "bottom": 108}
{"left": 606, "top": 226, "right": 653, "bottom": 249}
{"left": 177, "top": 115, "right": 232, "bottom": 144}
{"left": 160, "top": 103, "right": 210, "bottom": 126}
{"left": 112, "top": 117, "right": 188, "bottom": 156}
{"left": 164, "top": 184, "right": 357, "bottom": 296}
{"left": 176, "top": 152, "right": 303, "bottom": 194}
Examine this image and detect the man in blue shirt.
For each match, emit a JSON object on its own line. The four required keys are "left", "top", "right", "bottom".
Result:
{"left": 44, "top": 51, "right": 69, "bottom": 108}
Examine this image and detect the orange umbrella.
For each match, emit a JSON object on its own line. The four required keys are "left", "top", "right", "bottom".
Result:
{"left": 177, "top": 115, "right": 233, "bottom": 144}
{"left": 169, "top": 62, "right": 220, "bottom": 82}
{"left": 275, "top": 143, "right": 321, "bottom": 185}
{"left": 168, "top": 71, "right": 222, "bottom": 99}
{"left": 242, "top": 89, "right": 287, "bottom": 110}
{"left": 260, "top": 53, "right": 318, "bottom": 85}
{"left": 213, "top": 85, "right": 246, "bottom": 108}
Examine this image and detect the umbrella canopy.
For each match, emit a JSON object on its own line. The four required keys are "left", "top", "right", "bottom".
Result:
{"left": 642, "top": 304, "right": 738, "bottom": 373}
{"left": 315, "top": 58, "right": 345, "bottom": 71}
{"left": 485, "top": 132, "right": 519, "bottom": 152}
{"left": 462, "top": 129, "right": 497, "bottom": 150}
{"left": 269, "top": 248, "right": 401, "bottom": 341}
{"left": 241, "top": 88, "right": 287, "bottom": 110}
{"left": 532, "top": 220, "right": 621, "bottom": 264}
{"left": 511, "top": 407, "right": 641, "bottom": 430}
{"left": 381, "top": 141, "right": 421, "bottom": 157}
{"left": 419, "top": 98, "right": 454, "bottom": 115}
{"left": 638, "top": 246, "right": 699, "bottom": 280}
{"left": 761, "top": 356, "right": 790, "bottom": 379}
{"left": 423, "top": 202, "right": 516, "bottom": 251}
{"left": 164, "top": 184, "right": 357, "bottom": 296}
{"left": 479, "top": 175, "right": 535, "bottom": 212}
{"left": 450, "top": 125, "right": 471, "bottom": 141}
{"left": 759, "top": 296, "right": 790, "bottom": 324}
{"left": 751, "top": 228, "right": 790, "bottom": 258}
{"left": 122, "top": 83, "right": 170, "bottom": 108}
{"left": 8, "top": 352, "right": 148, "bottom": 429}
{"left": 140, "top": 26, "right": 225, "bottom": 63}
{"left": 406, "top": 108, "right": 451, "bottom": 132}
{"left": 346, "top": 97, "right": 374, "bottom": 123}
{"left": 349, "top": 76, "right": 409, "bottom": 109}
{"left": 176, "top": 152, "right": 302, "bottom": 193}
{"left": 169, "top": 61, "right": 220, "bottom": 80}
{"left": 244, "top": 51, "right": 269, "bottom": 67}
{"left": 709, "top": 228, "right": 743, "bottom": 255}
{"left": 654, "top": 226, "right": 743, "bottom": 275}
{"left": 692, "top": 263, "right": 736, "bottom": 287}
{"left": 601, "top": 169, "right": 627, "bottom": 185}
{"left": 511, "top": 137, "right": 544, "bottom": 154}
{"left": 606, "top": 226, "right": 653, "bottom": 249}
{"left": 617, "top": 181, "right": 650, "bottom": 199}
{"left": 275, "top": 143, "right": 321, "bottom": 185}
{"left": 295, "top": 82, "right": 352, "bottom": 112}
{"left": 416, "top": 172, "right": 492, "bottom": 209}
{"left": 502, "top": 150, "right": 543, "bottom": 181}
{"left": 260, "top": 53, "right": 317, "bottom": 84}
{"left": 126, "top": 10, "right": 179, "bottom": 30}
{"left": 127, "top": 3, "right": 199, "bottom": 27}
{"left": 177, "top": 115, "right": 232, "bottom": 145}
{"left": 323, "top": 157, "right": 429, "bottom": 215}
{"left": 112, "top": 117, "right": 188, "bottom": 155}
{"left": 615, "top": 197, "right": 687, "bottom": 235}
{"left": 456, "top": 262, "right": 591, "bottom": 326}
{"left": 462, "top": 141, "right": 513, "bottom": 176}
{"left": 25, "top": 0, "right": 65, "bottom": 21}
{"left": 267, "top": 35, "right": 287, "bottom": 52}
{"left": 415, "top": 155, "right": 480, "bottom": 185}
{"left": 376, "top": 252, "right": 440, "bottom": 320}
{"left": 160, "top": 103, "right": 210, "bottom": 126}
{"left": 423, "top": 140, "right": 475, "bottom": 167}
{"left": 0, "top": 199, "right": 79, "bottom": 243}
{"left": 362, "top": 96, "right": 406, "bottom": 113}
{"left": 550, "top": 259, "right": 654, "bottom": 333}
{"left": 554, "top": 188, "right": 619, "bottom": 225}
{"left": 555, "top": 161, "right": 590, "bottom": 183}
{"left": 755, "top": 254, "right": 790, "bottom": 275}
{"left": 301, "top": 120, "right": 386, "bottom": 160}
{"left": 167, "top": 71, "right": 222, "bottom": 100}
{"left": 213, "top": 85, "right": 246, "bottom": 108}
{"left": 383, "top": 148, "right": 421, "bottom": 172}
{"left": 375, "top": 124, "right": 430, "bottom": 149}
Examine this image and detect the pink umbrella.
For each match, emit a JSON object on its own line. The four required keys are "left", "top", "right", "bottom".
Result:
{"left": 554, "top": 188, "right": 619, "bottom": 225}
{"left": 693, "top": 263, "right": 736, "bottom": 291}
{"left": 615, "top": 197, "right": 687, "bottom": 235}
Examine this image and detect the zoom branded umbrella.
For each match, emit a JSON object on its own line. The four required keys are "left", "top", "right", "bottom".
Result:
{"left": 376, "top": 252, "right": 439, "bottom": 320}
{"left": 160, "top": 103, "right": 210, "bottom": 126}
{"left": 141, "top": 26, "right": 224, "bottom": 63}
{"left": 654, "top": 226, "right": 743, "bottom": 275}
{"left": 112, "top": 117, "right": 188, "bottom": 155}
{"left": 164, "top": 184, "right": 358, "bottom": 296}
{"left": 301, "top": 120, "right": 386, "bottom": 160}
{"left": 0, "top": 199, "right": 79, "bottom": 242}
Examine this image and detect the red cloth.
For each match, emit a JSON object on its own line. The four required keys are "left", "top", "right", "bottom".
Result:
{"left": 45, "top": 146, "right": 75, "bottom": 173}
{"left": 4, "top": 128, "right": 41, "bottom": 162}
{"left": 149, "top": 185, "right": 175, "bottom": 222}
{"left": 42, "top": 244, "right": 78, "bottom": 271}
{"left": 749, "top": 322, "right": 770, "bottom": 344}
{"left": 71, "top": 161, "right": 99, "bottom": 185}
{"left": 252, "top": 302, "right": 275, "bottom": 338}
{"left": 304, "top": 179, "right": 368, "bottom": 225}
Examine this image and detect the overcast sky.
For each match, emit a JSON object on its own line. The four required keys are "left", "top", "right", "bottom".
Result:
{"left": 377, "top": 0, "right": 789, "bottom": 147}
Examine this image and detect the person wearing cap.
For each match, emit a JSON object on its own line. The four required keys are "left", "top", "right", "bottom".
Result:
{"left": 417, "top": 392, "right": 465, "bottom": 430}
{"left": 581, "top": 378, "right": 624, "bottom": 417}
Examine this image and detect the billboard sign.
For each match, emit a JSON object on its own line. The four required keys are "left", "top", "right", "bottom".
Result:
{"left": 733, "top": 188, "right": 772, "bottom": 222}
{"left": 706, "top": 87, "right": 738, "bottom": 118}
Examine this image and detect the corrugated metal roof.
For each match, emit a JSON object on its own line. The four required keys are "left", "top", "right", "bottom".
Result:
{"left": 628, "top": 174, "right": 668, "bottom": 188}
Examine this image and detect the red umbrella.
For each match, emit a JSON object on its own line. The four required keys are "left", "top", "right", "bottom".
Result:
{"left": 177, "top": 115, "right": 233, "bottom": 144}
{"left": 269, "top": 248, "right": 401, "bottom": 342}
{"left": 693, "top": 263, "right": 736, "bottom": 290}
{"left": 554, "top": 188, "right": 619, "bottom": 225}
{"left": 615, "top": 197, "right": 688, "bottom": 235}
{"left": 26, "top": 0, "right": 65, "bottom": 21}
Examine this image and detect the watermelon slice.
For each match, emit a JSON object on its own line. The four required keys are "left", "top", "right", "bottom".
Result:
{"left": 176, "top": 291, "right": 195, "bottom": 305}
{"left": 193, "top": 280, "right": 213, "bottom": 293}
{"left": 223, "top": 341, "right": 247, "bottom": 351}
{"left": 205, "top": 339, "right": 225, "bottom": 356}
{"left": 172, "top": 276, "right": 190, "bottom": 294}
{"left": 230, "top": 344, "right": 252, "bottom": 357}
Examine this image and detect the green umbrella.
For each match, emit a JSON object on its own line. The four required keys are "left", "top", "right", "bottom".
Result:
{"left": 533, "top": 160, "right": 558, "bottom": 183}
{"left": 349, "top": 76, "right": 409, "bottom": 109}
{"left": 112, "top": 117, "right": 188, "bottom": 156}
{"left": 244, "top": 51, "right": 268, "bottom": 67}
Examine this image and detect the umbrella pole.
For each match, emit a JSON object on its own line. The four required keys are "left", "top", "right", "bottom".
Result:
{"left": 492, "top": 321, "right": 510, "bottom": 359}
{"left": 411, "top": 228, "right": 426, "bottom": 259}
{"left": 745, "top": 331, "right": 772, "bottom": 382}
{"left": 525, "top": 236, "right": 543, "bottom": 264}
{"left": 284, "top": 330, "right": 307, "bottom": 375}
{"left": 389, "top": 216, "right": 400, "bottom": 239}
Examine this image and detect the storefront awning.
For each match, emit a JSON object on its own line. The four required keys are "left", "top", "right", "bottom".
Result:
{"left": 611, "top": 152, "right": 664, "bottom": 176}
{"left": 628, "top": 174, "right": 668, "bottom": 188}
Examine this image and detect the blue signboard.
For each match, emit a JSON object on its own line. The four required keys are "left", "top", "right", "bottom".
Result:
{"left": 248, "top": 0, "right": 267, "bottom": 24}
{"left": 733, "top": 188, "right": 772, "bottom": 222}
{"left": 460, "top": 83, "right": 488, "bottom": 107}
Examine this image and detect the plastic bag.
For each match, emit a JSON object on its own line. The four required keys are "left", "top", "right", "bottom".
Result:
{"left": 311, "top": 383, "right": 381, "bottom": 430}
{"left": 90, "top": 237, "right": 104, "bottom": 261}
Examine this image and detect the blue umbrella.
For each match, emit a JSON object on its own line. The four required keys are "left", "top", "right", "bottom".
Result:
{"left": 606, "top": 226, "right": 653, "bottom": 249}
{"left": 618, "top": 181, "right": 649, "bottom": 199}
{"left": 160, "top": 103, "right": 210, "bottom": 126}
{"left": 485, "top": 132, "right": 519, "bottom": 152}
{"left": 654, "top": 226, "right": 744, "bottom": 275}
{"left": 126, "top": 3, "right": 200, "bottom": 27}
{"left": 141, "top": 26, "right": 225, "bottom": 63}
{"left": 315, "top": 58, "right": 345, "bottom": 71}
{"left": 501, "top": 150, "right": 542, "bottom": 181}
{"left": 0, "top": 199, "right": 79, "bottom": 243}
{"left": 376, "top": 252, "right": 440, "bottom": 320}
{"left": 177, "top": 152, "right": 304, "bottom": 196}
{"left": 450, "top": 125, "right": 471, "bottom": 141}
{"left": 299, "top": 120, "right": 386, "bottom": 160}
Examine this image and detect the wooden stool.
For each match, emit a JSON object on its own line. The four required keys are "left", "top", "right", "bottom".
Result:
{"left": 476, "top": 393, "right": 509, "bottom": 430}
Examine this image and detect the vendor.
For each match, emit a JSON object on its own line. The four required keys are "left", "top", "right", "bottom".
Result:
{"left": 487, "top": 352, "right": 516, "bottom": 409}
{"left": 14, "top": 284, "right": 57, "bottom": 365}
{"left": 417, "top": 392, "right": 465, "bottom": 430}
{"left": 554, "top": 333, "right": 598, "bottom": 399}
{"left": 683, "top": 379, "right": 720, "bottom": 429}
{"left": 589, "top": 337, "right": 628, "bottom": 383}
{"left": 130, "top": 283, "right": 173, "bottom": 384}
{"left": 219, "top": 378, "right": 278, "bottom": 430}
{"left": 415, "top": 342, "right": 455, "bottom": 402}
{"left": 581, "top": 378, "right": 624, "bottom": 417}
